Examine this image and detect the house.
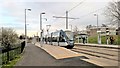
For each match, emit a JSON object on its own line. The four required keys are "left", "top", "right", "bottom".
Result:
{"left": 86, "top": 25, "right": 116, "bottom": 36}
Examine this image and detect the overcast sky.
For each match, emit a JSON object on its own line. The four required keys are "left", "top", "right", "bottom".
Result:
{"left": 0, "top": 0, "right": 113, "bottom": 37}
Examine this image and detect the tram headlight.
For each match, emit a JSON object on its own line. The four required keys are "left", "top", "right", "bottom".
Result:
{"left": 68, "top": 41, "right": 74, "bottom": 45}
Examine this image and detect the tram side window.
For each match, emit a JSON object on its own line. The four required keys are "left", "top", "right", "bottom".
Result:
{"left": 52, "top": 37, "right": 57, "bottom": 42}
{"left": 59, "top": 35, "right": 65, "bottom": 42}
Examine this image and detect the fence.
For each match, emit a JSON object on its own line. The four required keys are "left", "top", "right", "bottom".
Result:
{"left": 0, "top": 41, "right": 25, "bottom": 65}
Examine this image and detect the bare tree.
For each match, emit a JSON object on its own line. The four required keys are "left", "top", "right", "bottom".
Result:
{"left": 104, "top": 1, "right": 120, "bottom": 27}
{"left": 73, "top": 26, "right": 79, "bottom": 36}
{"left": 86, "top": 25, "right": 92, "bottom": 29}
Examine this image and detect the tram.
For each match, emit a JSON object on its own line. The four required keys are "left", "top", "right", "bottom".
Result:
{"left": 46, "top": 30, "right": 74, "bottom": 49}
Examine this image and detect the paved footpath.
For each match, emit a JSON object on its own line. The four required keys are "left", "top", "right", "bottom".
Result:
{"left": 15, "top": 43, "right": 102, "bottom": 67}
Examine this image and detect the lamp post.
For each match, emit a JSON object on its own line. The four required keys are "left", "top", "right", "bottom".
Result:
{"left": 25, "top": 9, "right": 31, "bottom": 46}
{"left": 46, "top": 25, "right": 51, "bottom": 44}
{"left": 94, "top": 14, "right": 101, "bottom": 44}
{"left": 40, "top": 12, "right": 45, "bottom": 47}
{"left": 46, "top": 25, "right": 51, "bottom": 36}
{"left": 106, "top": 28, "right": 109, "bottom": 45}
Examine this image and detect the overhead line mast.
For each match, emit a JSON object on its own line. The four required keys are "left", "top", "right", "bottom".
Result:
{"left": 53, "top": 1, "right": 84, "bottom": 29}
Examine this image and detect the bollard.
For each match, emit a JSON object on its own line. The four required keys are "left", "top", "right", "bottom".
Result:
{"left": 21, "top": 41, "right": 25, "bottom": 53}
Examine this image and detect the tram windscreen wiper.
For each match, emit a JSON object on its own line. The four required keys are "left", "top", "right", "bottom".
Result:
{"left": 69, "top": 40, "right": 73, "bottom": 41}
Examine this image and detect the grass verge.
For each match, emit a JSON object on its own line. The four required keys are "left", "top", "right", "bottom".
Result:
{"left": 2, "top": 55, "right": 22, "bottom": 68}
{"left": 75, "top": 35, "right": 120, "bottom": 45}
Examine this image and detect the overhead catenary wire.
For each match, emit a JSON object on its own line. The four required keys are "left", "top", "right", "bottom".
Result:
{"left": 68, "top": 0, "right": 85, "bottom": 12}
{"left": 55, "top": 1, "right": 85, "bottom": 29}
{"left": 66, "top": 2, "right": 117, "bottom": 31}
{"left": 52, "top": 1, "right": 108, "bottom": 30}
{"left": 52, "top": 0, "right": 85, "bottom": 24}
{"left": 69, "top": 7, "right": 105, "bottom": 23}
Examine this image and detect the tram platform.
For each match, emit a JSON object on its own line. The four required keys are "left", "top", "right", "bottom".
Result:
{"left": 75, "top": 43, "right": 120, "bottom": 49}
{"left": 35, "top": 42, "right": 81, "bottom": 59}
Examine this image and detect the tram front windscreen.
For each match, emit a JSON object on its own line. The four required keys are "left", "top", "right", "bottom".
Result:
{"left": 65, "top": 31, "right": 74, "bottom": 41}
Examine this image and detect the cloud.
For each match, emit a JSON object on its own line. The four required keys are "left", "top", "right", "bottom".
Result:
{"left": 0, "top": 0, "right": 111, "bottom": 36}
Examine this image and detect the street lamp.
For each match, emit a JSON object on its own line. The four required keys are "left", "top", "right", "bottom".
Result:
{"left": 94, "top": 14, "right": 101, "bottom": 44}
{"left": 40, "top": 12, "right": 45, "bottom": 47}
{"left": 94, "top": 14, "right": 98, "bottom": 28}
{"left": 106, "top": 28, "right": 109, "bottom": 45}
{"left": 25, "top": 9, "right": 31, "bottom": 46}
{"left": 46, "top": 25, "right": 51, "bottom": 34}
{"left": 46, "top": 25, "right": 51, "bottom": 44}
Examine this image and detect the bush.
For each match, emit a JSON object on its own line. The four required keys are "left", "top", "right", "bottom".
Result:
{"left": 0, "top": 28, "right": 19, "bottom": 48}
{"left": 88, "top": 35, "right": 97, "bottom": 44}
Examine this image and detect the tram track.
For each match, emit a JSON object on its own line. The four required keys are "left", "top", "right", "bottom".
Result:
{"left": 75, "top": 44, "right": 120, "bottom": 52}
{"left": 73, "top": 48, "right": 115, "bottom": 56}
{"left": 71, "top": 46, "right": 119, "bottom": 62}
{"left": 75, "top": 45, "right": 119, "bottom": 55}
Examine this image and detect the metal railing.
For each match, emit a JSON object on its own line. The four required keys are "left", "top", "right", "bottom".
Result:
{"left": 0, "top": 41, "right": 25, "bottom": 64}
